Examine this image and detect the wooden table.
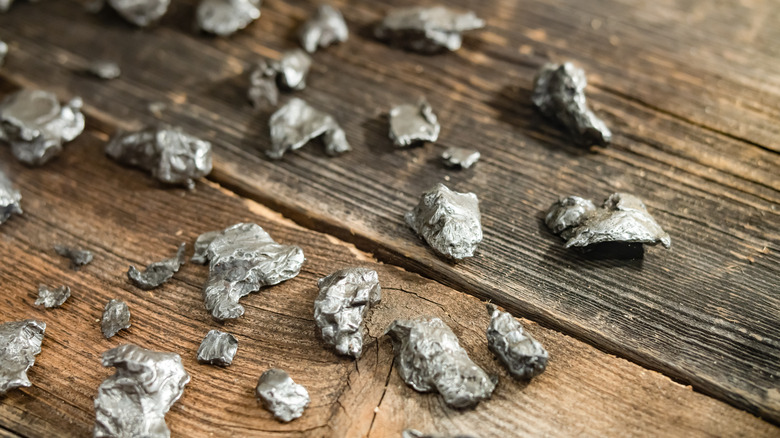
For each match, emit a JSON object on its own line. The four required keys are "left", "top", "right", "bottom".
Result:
{"left": 0, "top": 0, "right": 777, "bottom": 436}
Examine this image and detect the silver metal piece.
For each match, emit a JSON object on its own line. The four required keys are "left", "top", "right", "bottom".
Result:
{"left": 128, "top": 243, "right": 186, "bottom": 290}
{"left": 197, "top": 330, "right": 238, "bottom": 366}
{"left": 197, "top": 223, "right": 305, "bottom": 321}
{"left": 299, "top": 4, "right": 348, "bottom": 53}
{"left": 389, "top": 98, "right": 440, "bottom": 148}
{"left": 54, "top": 244, "right": 93, "bottom": 270}
{"left": 105, "top": 125, "right": 213, "bottom": 188}
{"left": 375, "top": 6, "right": 485, "bottom": 54}
{"left": 0, "top": 40, "right": 7, "bottom": 66}
{"left": 0, "top": 89, "right": 85, "bottom": 166}
{"left": 532, "top": 62, "right": 612, "bottom": 147}
{"left": 94, "top": 344, "right": 190, "bottom": 438}
{"left": 0, "top": 319, "right": 45, "bottom": 395}
{"left": 405, "top": 183, "right": 482, "bottom": 260}
{"left": 268, "top": 97, "right": 350, "bottom": 159}
{"left": 486, "top": 304, "right": 548, "bottom": 380}
{"left": 441, "top": 147, "right": 479, "bottom": 169}
{"left": 196, "top": 0, "right": 261, "bottom": 36}
{"left": 87, "top": 60, "right": 121, "bottom": 80}
{"left": 248, "top": 50, "right": 312, "bottom": 107}
{"left": 386, "top": 317, "right": 495, "bottom": 409}
{"left": 314, "top": 268, "right": 381, "bottom": 359}
{"left": 35, "top": 285, "right": 71, "bottom": 308}
{"left": 191, "top": 230, "right": 221, "bottom": 264}
{"left": 545, "top": 196, "right": 596, "bottom": 239}
{"left": 101, "top": 299, "right": 130, "bottom": 339}
{"left": 403, "top": 430, "right": 477, "bottom": 438}
{"left": 107, "top": 0, "right": 171, "bottom": 27}
{"left": 255, "top": 368, "right": 309, "bottom": 423}
{"left": 0, "top": 0, "right": 15, "bottom": 12}
{"left": 0, "top": 169, "right": 22, "bottom": 225}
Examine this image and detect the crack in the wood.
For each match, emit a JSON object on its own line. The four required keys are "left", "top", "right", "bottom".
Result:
{"left": 367, "top": 355, "right": 395, "bottom": 438}
{"left": 383, "top": 287, "right": 450, "bottom": 316}
{"left": 0, "top": 422, "right": 27, "bottom": 438}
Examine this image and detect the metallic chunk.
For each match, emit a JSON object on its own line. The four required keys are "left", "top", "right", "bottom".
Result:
{"left": 94, "top": 344, "right": 190, "bottom": 438}
{"left": 532, "top": 62, "right": 612, "bottom": 147}
{"left": 35, "top": 285, "right": 71, "bottom": 308}
{"left": 197, "top": 223, "right": 304, "bottom": 321}
{"left": 299, "top": 4, "right": 348, "bottom": 53}
{"left": 255, "top": 369, "right": 309, "bottom": 422}
{"left": 0, "top": 320, "right": 45, "bottom": 395}
{"left": 54, "top": 244, "right": 93, "bottom": 270}
{"left": 375, "top": 6, "right": 484, "bottom": 54}
{"left": 486, "top": 304, "right": 548, "bottom": 380}
{"left": 101, "top": 299, "right": 130, "bottom": 339}
{"left": 405, "top": 183, "right": 482, "bottom": 260}
{"left": 268, "top": 97, "right": 350, "bottom": 159}
{"left": 196, "top": 0, "right": 260, "bottom": 36}
{"left": 0, "top": 40, "right": 7, "bottom": 66}
{"left": 403, "top": 430, "right": 476, "bottom": 438}
{"left": 314, "top": 268, "right": 381, "bottom": 359}
{"left": 441, "top": 146, "right": 480, "bottom": 169}
{"left": 0, "top": 169, "right": 22, "bottom": 225}
{"left": 389, "top": 98, "right": 440, "bottom": 148}
{"left": 197, "top": 330, "right": 238, "bottom": 366}
{"left": 191, "top": 230, "right": 221, "bottom": 264}
{"left": 248, "top": 50, "right": 312, "bottom": 107}
{"left": 105, "top": 125, "right": 213, "bottom": 188}
{"left": 386, "top": 317, "right": 495, "bottom": 409}
{"left": 545, "top": 195, "right": 596, "bottom": 239}
{"left": 128, "top": 243, "right": 186, "bottom": 290}
{"left": 106, "top": 0, "right": 171, "bottom": 27}
{"left": 0, "top": 89, "right": 85, "bottom": 166}
{"left": 87, "top": 60, "right": 121, "bottom": 80}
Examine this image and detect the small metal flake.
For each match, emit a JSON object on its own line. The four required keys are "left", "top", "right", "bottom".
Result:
{"left": 389, "top": 98, "right": 440, "bottom": 148}
{"left": 403, "top": 430, "right": 477, "bottom": 438}
{"left": 101, "top": 299, "right": 130, "bottom": 339}
{"left": 35, "top": 285, "right": 71, "bottom": 308}
{"left": 0, "top": 169, "right": 22, "bottom": 225}
{"left": 441, "top": 147, "right": 479, "bottom": 169}
{"left": 0, "top": 319, "right": 45, "bottom": 395}
{"left": 255, "top": 369, "right": 310, "bottom": 423}
{"left": 299, "top": 4, "right": 348, "bottom": 53}
{"left": 267, "top": 97, "right": 350, "bottom": 159}
{"left": 0, "top": 40, "right": 7, "bottom": 66}
{"left": 106, "top": 0, "right": 171, "bottom": 27}
{"left": 197, "top": 0, "right": 261, "bottom": 36}
{"left": 197, "top": 330, "right": 238, "bottom": 366}
{"left": 87, "top": 60, "right": 121, "bottom": 80}
{"left": 375, "top": 6, "right": 485, "bottom": 54}
{"left": 486, "top": 304, "right": 548, "bottom": 380}
{"left": 248, "top": 50, "right": 312, "bottom": 107}
{"left": 128, "top": 243, "right": 186, "bottom": 290}
{"left": 54, "top": 245, "right": 93, "bottom": 270}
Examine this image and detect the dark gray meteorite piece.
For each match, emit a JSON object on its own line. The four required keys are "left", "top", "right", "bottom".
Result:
{"left": 101, "top": 299, "right": 131, "bottom": 339}
{"left": 389, "top": 98, "right": 440, "bottom": 148}
{"left": 0, "top": 89, "right": 85, "bottom": 166}
{"left": 531, "top": 62, "right": 612, "bottom": 147}
{"left": 105, "top": 125, "right": 213, "bottom": 188}
{"left": 197, "top": 329, "right": 238, "bottom": 366}
{"left": 128, "top": 243, "right": 186, "bottom": 290}
{"left": 106, "top": 0, "right": 171, "bottom": 27}
{"left": 196, "top": 0, "right": 261, "bottom": 36}
{"left": 0, "top": 40, "right": 7, "bottom": 66}
{"left": 87, "top": 60, "right": 121, "bottom": 80}
{"left": 441, "top": 146, "right": 480, "bottom": 169}
{"left": 54, "top": 244, "right": 94, "bottom": 270}
{"left": 0, "top": 319, "right": 45, "bottom": 395}
{"left": 248, "top": 50, "right": 312, "bottom": 107}
{"left": 191, "top": 229, "right": 222, "bottom": 264}
{"left": 0, "top": 169, "right": 22, "bottom": 225}
{"left": 35, "top": 285, "right": 71, "bottom": 308}
{"left": 268, "top": 97, "right": 350, "bottom": 159}
{"left": 255, "top": 368, "right": 309, "bottom": 422}
{"left": 405, "top": 183, "right": 482, "bottom": 260}
{"left": 486, "top": 304, "right": 548, "bottom": 380}
{"left": 196, "top": 223, "right": 305, "bottom": 321}
{"left": 299, "top": 4, "right": 348, "bottom": 53}
{"left": 375, "top": 6, "right": 485, "bottom": 54}
{"left": 94, "top": 344, "right": 190, "bottom": 438}
{"left": 386, "top": 317, "right": 495, "bottom": 409}
{"left": 545, "top": 195, "right": 596, "bottom": 239}
{"left": 314, "top": 268, "right": 381, "bottom": 359}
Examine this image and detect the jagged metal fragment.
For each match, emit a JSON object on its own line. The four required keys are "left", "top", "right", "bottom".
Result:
{"left": 128, "top": 243, "right": 186, "bottom": 290}
{"left": 532, "top": 62, "right": 612, "bottom": 147}
{"left": 101, "top": 299, "right": 130, "bottom": 339}
{"left": 405, "top": 183, "right": 482, "bottom": 260}
{"left": 196, "top": 0, "right": 261, "bottom": 36}
{"left": 54, "top": 244, "right": 94, "bottom": 270}
{"left": 441, "top": 146, "right": 480, "bottom": 169}
{"left": 389, "top": 98, "right": 440, "bottom": 147}
{"left": 386, "top": 317, "right": 495, "bottom": 409}
{"left": 0, "top": 169, "right": 22, "bottom": 225}
{"left": 0, "top": 40, "right": 7, "bottom": 66}
{"left": 248, "top": 50, "right": 312, "bottom": 107}
{"left": 94, "top": 344, "right": 190, "bottom": 438}
{"left": 299, "top": 4, "right": 348, "bottom": 53}
{"left": 197, "top": 329, "right": 238, "bottom": 366}
{"left": 106, "top": 0, "right": 171, "bottom": 27}
{"left": 87, "top": 60, "right": 121, "bottom": 80}
{"left": 0, "top": 319, "right": 45, "bottom": 395}
{"left": 35, "top": 285, "right": 71, "bottom": 308}
{"left": 0, "top": 89, "right": 85, "bottom": 166}
{"left": 268, "top": 97, "right": 350, "bottom": 159}
{"left": 375, "top": 6, "right": 484, "bottom": 54}
{"left": 403, "top": 430, "right": 477, "bottom": 438}
{"left": 486, "top": 304, "right": 548, "bottom": 380}
{"left": 191, "top": 230, "right": 221, "bottom": 264}
{"left": 546, "top": 193, "right": 671, "bottom": 249}
{"left": 314, "top": 268, "right": 381, "bottom": 359}
{"left": 197, "top": 223, "right": 304, "bottom": 321}
{"left": 255, "top": 369, "right": 309, "bottom": 422}
{"left": 105, "top": 125, "right": 213, "bottom": 188}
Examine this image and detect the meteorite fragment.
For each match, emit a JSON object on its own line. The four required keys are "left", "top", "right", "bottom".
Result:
{"left": 375, "top": 6, "right": 485, "bottom": 54}
{"left": 197, "top": 329, "right": 238, "bottom": 366}
{"left": 403, "top": 430, "right": 476, "bottom": 438}
{"left": 314, "top": 268, "right": 381, "bottom": 359}
{"left": 191, "top": 229, "right": 221, "bottom": 264}
{"left": 54, "top": 244, "right": 93, "bottom": 270}
{"left": 255, "top": 369, "right": 309, "bottom": 422}
{"left": 546, "top": 193, "right": 671, "bottom": 249}
{"left": 267, "top": 97, "right": 350, "bottom": 159}
{"left": 0, "top": 89, "right": 85, "bottom": 166}
{"left": 35, "top": 285, "right": 71, "bottom": 308}
{"left": 128, "top": 243, "right": 186, "bottom": 290}
{"left": 386, "top": 317, "right": 495, "bottom": 409}
{"left": 196, "top": 0, "right": 261, "bottom": 36}
{"left": 0, "top": 40, "right": 7, "bottom": 66}
{"left": 532, "top": 62, "right": 612, "bottom": 147}
{"left": 389, "top": 98, "right": 440, "bottom": 148}
{"left": 101, "top": 299, "right": 130, "bottom": 339}
{"left": 405, "top": 183, "right": 482, "bottom": 260}
{"left": 441, "top": 147, "right": 479, "bottom": 169}
{"left": 248, "top": 50, "right": 312, "bottom": 107}
{"left": 94, "top": 344, "right": 190, "bottom": 438}
{"left": 196, "top": 223, "right": 305, "bottom": 321}
{"left": 0, "top": 319, "right": 45, "bottom": 395}
{"left": 105, "top": 125, "right": 213, "bottom": 188}
{"left": 486, "top": 304, "right": 548, "bottom": 380}
{"left": 87, "top": 60, "right": 121, "bottom": 80}
{"left": 0, "top": 169, "right": 22, "bottom": 225}
{"left": 105, "top": 0, "right": 171, "bottom": 27}
{"left": 299, "top": 4, "right": 348, "bottom": 53}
